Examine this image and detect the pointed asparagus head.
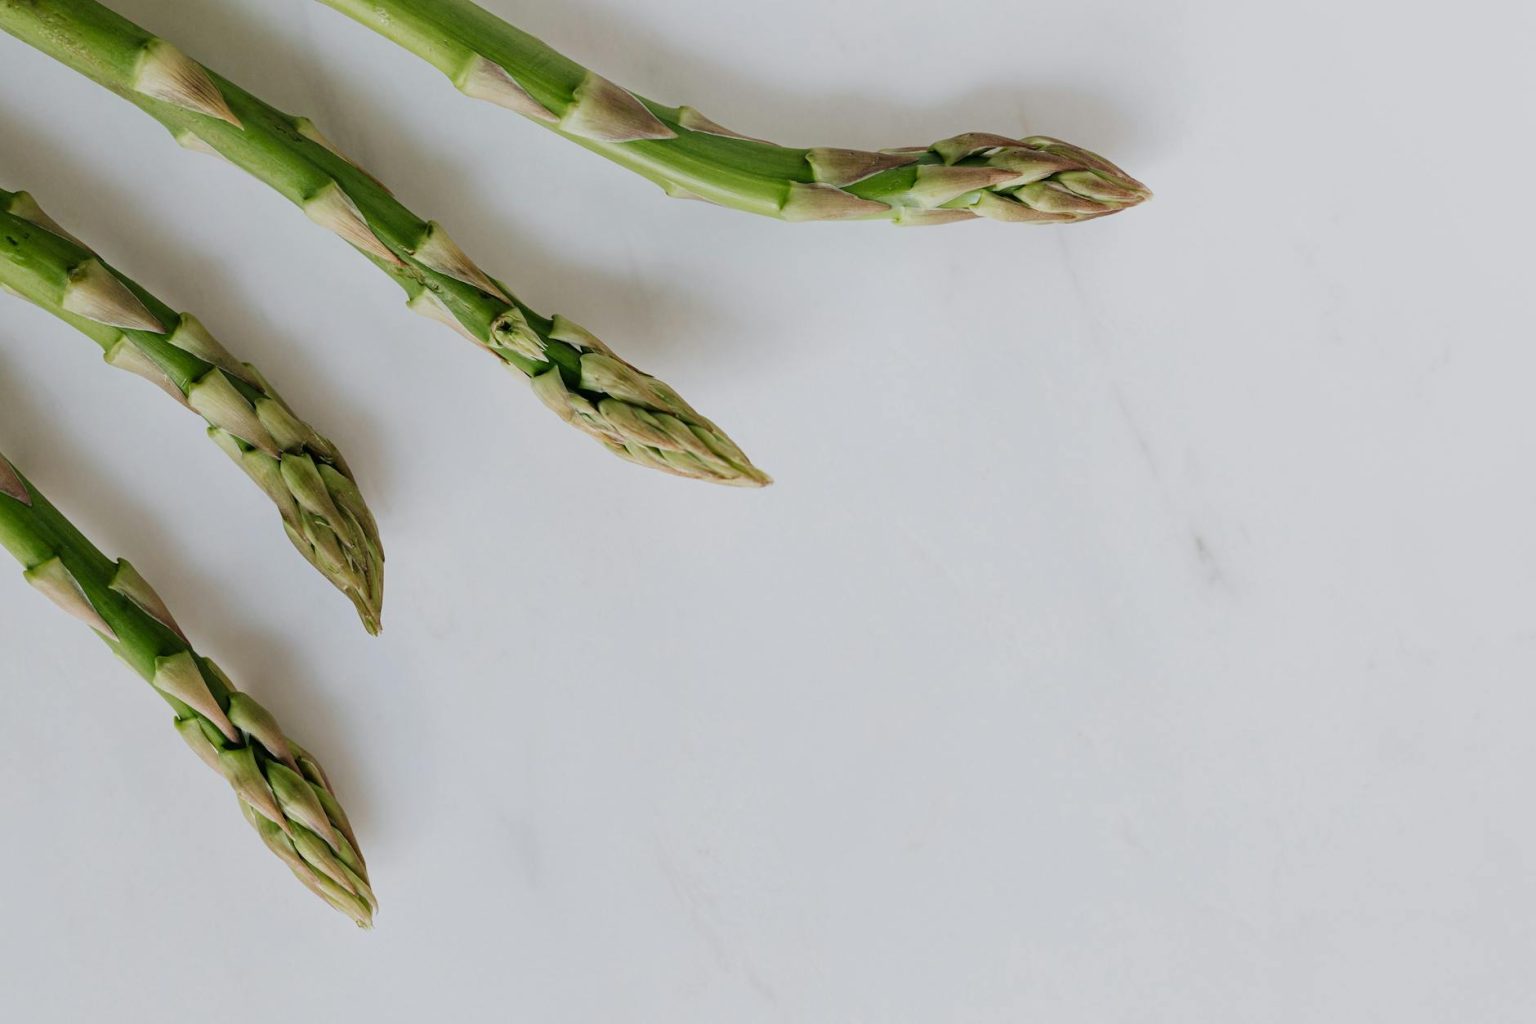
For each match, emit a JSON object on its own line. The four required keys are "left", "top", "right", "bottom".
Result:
{"left": 794, "top": 133, "right": 1150, "bottom": 223}
{"left": 924, "top": 134, "right": 1150, "bottom": 224}
{"left": 195, "top": 368, "right": 386, "bottom": 634}
{"left": 165, "top": 656, "right": 377, "bottom": 927}
{"left": 530, "top": 317, "right": 771, "bottom": 487}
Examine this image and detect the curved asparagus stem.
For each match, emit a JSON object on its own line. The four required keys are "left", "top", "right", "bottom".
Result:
{"left": 314, "top": 0, "right": 1150, "bottom": 225}
{"left": 0, "top": 0, "right": 768, "bottom": 486}
{"left": 0, "top": 188, "right": 385, "bottom": 634}
{"left": 0, "top": 451, "right": 375, "bottom": 926}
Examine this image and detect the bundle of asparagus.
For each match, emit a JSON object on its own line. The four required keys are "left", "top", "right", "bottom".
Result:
{"left": 315, "top": 0, "right": 1150, "bottom": 225}
{"left": 0, "top": 0, "right": 1150, "bottom": 929}
{"left": 0, "top": 451, "right": 375, "bottom": 925}
{"left": 0, "top": 188, "right": 385, "bottom": 633}
{"left": 0, "top": 0, "right": 769, "bottom": 486}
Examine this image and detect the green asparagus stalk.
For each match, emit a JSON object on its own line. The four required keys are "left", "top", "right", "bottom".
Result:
{"left": 0, "top": 451, "right": 376, "bottom": 926}
{"left": 0, "top": 188, "right": 385, "bottom": 634}
{"left": 314, "top": 0, "right": 1149, "bottom": 225}
{"left": 0, "top": 0, "right": 768, "bottom": 486}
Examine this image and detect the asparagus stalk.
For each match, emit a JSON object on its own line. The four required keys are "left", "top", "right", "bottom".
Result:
{"left": 0, "top": 188, "right": 385, "bottom": 634}
{"left": 314, "top": 0, "right": 1149, "bottom": 225}
{"left": 0, "top": 0, "right": 768, "bottom": 486}
{"left": 0, "top": 451, "right": 376, "bottom": 926}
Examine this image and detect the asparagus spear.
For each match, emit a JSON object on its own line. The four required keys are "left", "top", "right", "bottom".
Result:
{"left": 0, "top": 450, "right": 376, "bottom": 926}
{"left": 0, "top": 0, "right": 768, "bottom": 486}
{"left": 0, "top": 188, "right": 385, "bottom": 634}
{"left": 314, "top": 0, "right": 1149, "bottom": 225}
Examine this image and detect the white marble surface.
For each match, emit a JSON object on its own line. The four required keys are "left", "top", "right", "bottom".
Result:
{"left": 2, "top": 0, "right": 1534, "bottom": 1019}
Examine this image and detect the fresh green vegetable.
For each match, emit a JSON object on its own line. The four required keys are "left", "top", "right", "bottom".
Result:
{"left": 0, "top": 450, "right": 375, "bottom": 926}
{"left": 0, "top": 188, "right": 385, "bottom": 633}
{"left": 0, "top": 0, "right": 768, "bottom": 485}
{"left": 316, "top": 0, "right": 1150, "bottom": 225}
